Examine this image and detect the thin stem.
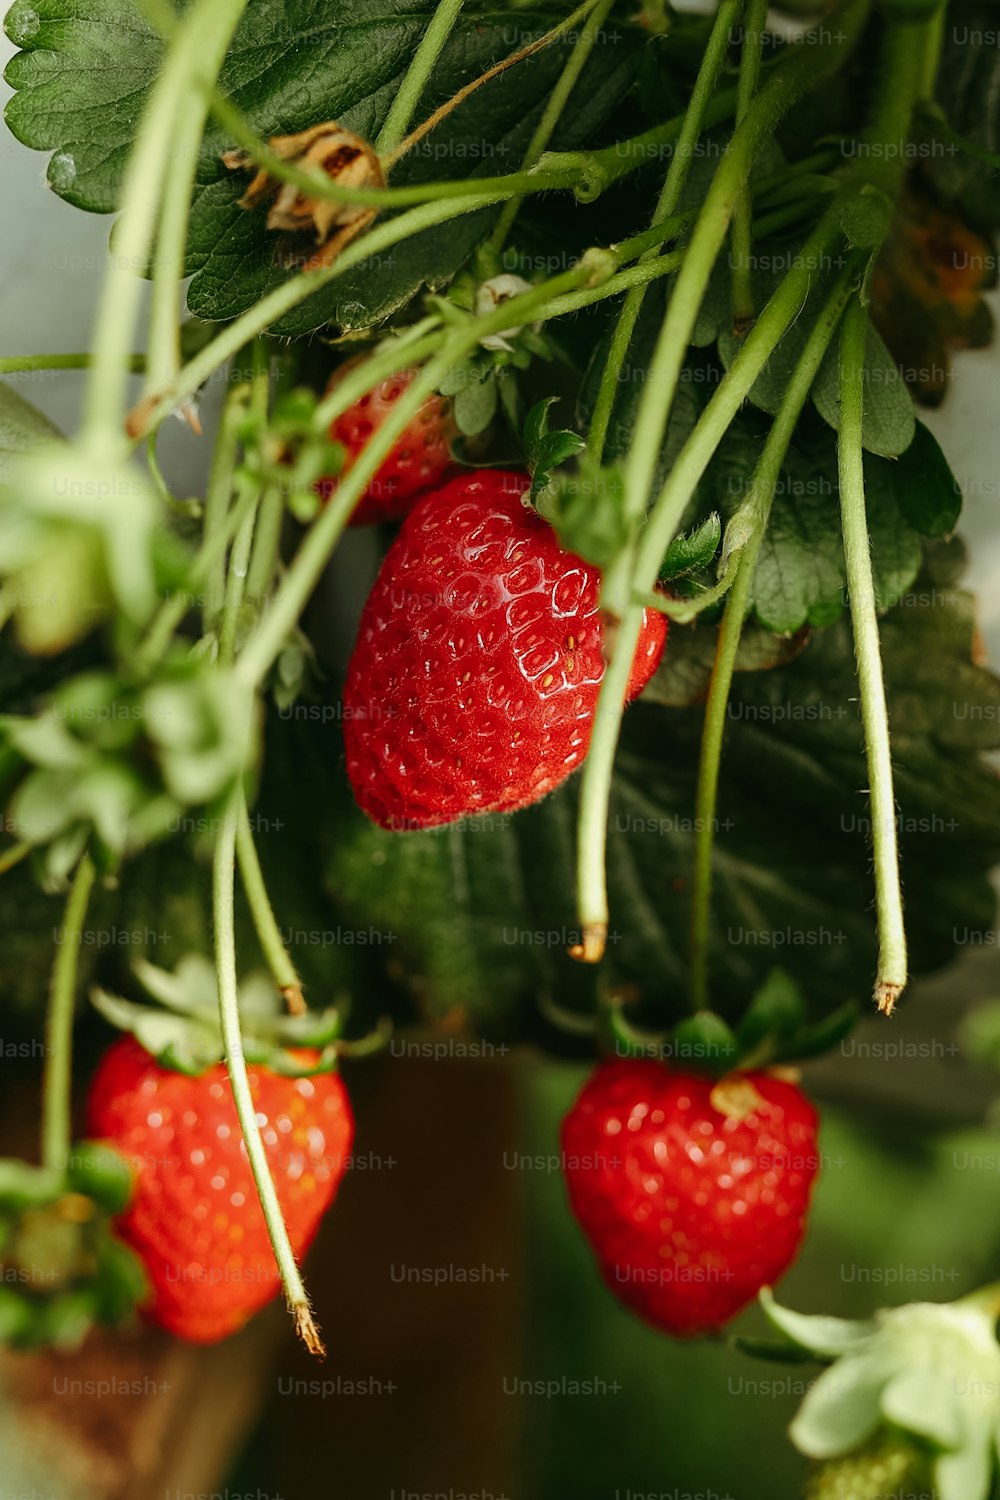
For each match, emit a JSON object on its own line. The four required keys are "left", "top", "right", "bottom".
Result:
{"left": 244, "top": 485, "right": 284, "bottom": 608}
{"left": 375, "top": 0, "right": 467, "bottom": 156}
{"left": 574, "top": 209, "right": 842, "bottom": 959}
{"left": 384, "top": 0, "right": 600, "bottom": 167}
{"left": 135, "top": 189, "right": 515, "bottom": 435}
{"left": 41, "top": 855, "right": 96, "bottom": 1171}
{"left": 212, "top": 799, "right": 322, "bottom": 1354}
{"left": 134, "top": 482, "right": 259, "bottom": 673}
{"left": 211, "top": 89, "right": 574, "bottom": 208}
{"left": 837, "top": 296, "right": 907, "bottom": 1014}
{"left": 730, "top": 0, "right": 768, "bottom": 332}
{"left": 235, "top": 794, "right": 305, "bottom": 1014}
{"left": 489, "top": 0, "right": 612, "bottom": 253}
{"left": 588, "top": 0, "right": 744, "bottom": 467}
{"left": 689, "top": 261, "right": 861, "bottom": 1011}
{"left": 202, "top": 375, "right": 253, "bottom": 634}
{"left": 0, "top": 354, "right": 144, "bottom": 376}
{"left": 81, "top": 0, "right": 249, "bottom": 447}
{"left": 216, "top": 498, "right": 256, "bottom": 663}
{"left": 144, "top": 5, "right": 238, "bottom": 405}
{"left": 0, "top": 840, "right": 32, "bottom": 878}
{"left": 604, "top": 0, "right": 869, "bottom": 619}
{"left": 236, "top": 259, "right": 606, "bottom": 688}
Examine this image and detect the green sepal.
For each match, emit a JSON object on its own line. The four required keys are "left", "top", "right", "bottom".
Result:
{"left": 659, "top": 513, "right": 722, "bottom": 581}
{"left": 0, "top": 1159, "right": 65, "bottom": 1209}
{"left": 736, "top": 969, "right": 806, "bottom": 1054}
{"left": 669, "top": 1011, "right": 740, "bottom": 1072}
{"left": 91, "top": 955, "right": 345, "bottom": 1077}
{"left": 65, "top": 1140, "right": 133, "bottom": 1213}
{"left": 760, "top": 1288, "right": 878, "bottom": 1357}
{"left": 732, "top": 1335, "right": 820, "bottom": 1364}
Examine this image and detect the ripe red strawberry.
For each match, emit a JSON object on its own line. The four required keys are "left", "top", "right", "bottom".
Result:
{"left": 87, "top": 1036, "right": 353, "bottom": 1344}
{"left": 316, "top": 359, "right": 457, "bottom": 524}
{"left": 561, "top": 1059, "right": 819, "bottom": 1337}
{"left": 343, "top": 469, "right": 667, "bottom": 830}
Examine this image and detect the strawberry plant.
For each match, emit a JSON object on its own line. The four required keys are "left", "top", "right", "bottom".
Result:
{"left": 2, "top": 0, "right": 1000, "bottom": 1492}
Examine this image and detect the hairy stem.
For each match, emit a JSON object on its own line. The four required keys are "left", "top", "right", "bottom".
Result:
{"left": 0, "top": 355, "right": 144, "bottom": 376}
{"left": 605, "top": 0, "right": 869, "bottom": 619}
{"left": 588, "top": 0, "right": 744, "bottom": 467}
{"left": 689, "top": 260, "right": 862, "bottom": 1011}
{"left": 375, "top": 0, "right": 467, "bottom": 156}
{"left": 143, "top": 1, "right": 245, "bottom": 404}
{"left": 384, "top": 0, "right": 601, "bottom": 167}
{"left": 81, "top": 0, "right": 249, "bottom": 447}
{"left": 574, "top": 210, "right": 842, "bottom": 958}
{"left": 235, "top": 793, "right": 304, "bottom": 1014}
{"left": 42, "top": 855, "right": 96, "bottom": 1171}
{"left": 136, "top": 189, "right": 517, "bottom": 434}
{"left": 213, "top": 800, "right": 322, "bottom": 1354}
{"left": 837, "top": 296, "right": 907, "bottom": 1014}
{"left": 489, "top": 0, "right": 614, "bottom": 253}
{"left": 729, "top": 0, "right": 769, "bottom": 331}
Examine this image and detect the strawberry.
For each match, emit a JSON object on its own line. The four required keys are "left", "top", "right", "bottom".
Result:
{"left": 87, "top": 1035, "right": 353, "bottom": 1344}
{"left": 316, "top": 359, "right": 457, "bottom": 524}
{"left": 560, "top": 1059, "right": 819, "bottom": 1337}
{"left": 343, "top": 469, "right": 667, "bottom": 830}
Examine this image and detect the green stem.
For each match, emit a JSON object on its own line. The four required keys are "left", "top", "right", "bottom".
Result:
{"left": 837, "top": 296, "right": 907, "bottom": 1015}
{"left": 375, "top": 0, "right": 467, "bottom": 156}
{"left": 244, "top": 485, "right": 284, "bottom": 608}
{"left": 144, "top": 1, "right": 243, "bottom": 404}
{"left": 384, "top": 0, "right": 601, "bottom": 167}
{"left": 134, "top": 480, "right": 259, "bottom": 673}
{"left": 730, "top": 0, "right": 768, "bottom": 331}
{"left": 574, "top": 210, "right": 842, "bottom": 957}
{"left": 212, "top": 799, "right": 322, "bottom": 1354}
{"left": 0, "top": 354, "right": 144, "bottom": 376}
{"left": 202, "top": 375, "right": 253, "bottom": 633}
{"left": 235, "top": 793, "right": 304, "bottom": 1012}
{"left": 0, "top": 840, "right": 32, "bottom": 878}
{"left": 489, "top": 0, "right": 613, "bottom": 254}
{"left": 605, "top": 0, "right": 869, "bottom": 620}
{"left": 81, "top": 0, "right": 249, "bottom": 447}
{"left": 211, "top": 89, "right": 577, "bottom": 208}
{"left": 588, "top": 0, "right": 743, "bottom": 467}
{"left": 137, "top": 189, "right": 516, "bottom": 435}
{"left": 689, "top": 260, "right": 862, "bottom": 1011}
{"left": 236, "top": 257, "right": 608, "bottom": 688}
{"left": 41, "top": 855, "right": 96, "bottom": 1172}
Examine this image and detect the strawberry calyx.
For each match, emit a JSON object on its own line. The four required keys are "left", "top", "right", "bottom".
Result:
{"left": 91, "top": 955, "right": 344, "bottom": 1078}
{"left": 0, "top": 1145, "right": 146, "bottom": 1349}
{"left": 594, "top": 968, "right": 858, "bottom": 1077}
{"left": 743, "top": 1286, "right": 1000, "bottom": 1500}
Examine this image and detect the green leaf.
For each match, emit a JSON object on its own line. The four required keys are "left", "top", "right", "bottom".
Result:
{"left": 453, "top": 374, "right": 498, "bottom": 438}
{"left": 0, "top": 382, "right": 62, "bottom": 486}
{"left": 868, "top": 420, "right": 962, "bottom": 539}
{"left": 5, "top": 2, "right": 642, "bottom": 335}
{"left": 928, "top": 0, "right": 1000, "bottom": 227}
{"left": 812, "top": 320, "right": 915, "bottom": 459}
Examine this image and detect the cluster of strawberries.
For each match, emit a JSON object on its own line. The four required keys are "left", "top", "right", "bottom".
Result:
{"left": 86, "top": 368, "right": 819, "bottom": 1346}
